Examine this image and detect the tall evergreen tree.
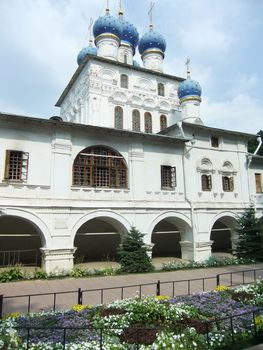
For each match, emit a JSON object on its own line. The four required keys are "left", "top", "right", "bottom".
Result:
{"left": 117, "top": 227, "right": 154, "bottom": 273}
{"left": 234, "top": 205, "right": 263, "bottom": 260}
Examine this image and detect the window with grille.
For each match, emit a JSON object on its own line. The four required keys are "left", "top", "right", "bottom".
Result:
{"left": 4, "top": 150, "right": 29, "bottom": 182}
{"left": 73, "top": 146, "right": 128, "bottom": 188}
{"left": 160, "top": 115, "right": 167, "bottom": 131}
{"left": 222, "top": 176, "right": 234, "bottom": 192}
{"left": 211, "top": 136, "right": 219, "bottom": 148}
{"left": 201, "top": 174, "right": 212, "bottom": 191}
{"left": 161, "top": 165, "right": 176, "bottom": 189}
{"left": 255, "top": 173, "right": 262, "bottom": 193}
{"left": 144, "top": 112, "right": 152, "bottom": 133}
{"left": 158, "top": 83, "right": 165, "bottom": 96}
{"left": 132, "top": 110, "right": 140, "bottom": 131}
{"left": 114, "top": 106, "right": 123, "bottom": 129}
{"left": 120, "top": 74, "right": 128, "bottom": 88}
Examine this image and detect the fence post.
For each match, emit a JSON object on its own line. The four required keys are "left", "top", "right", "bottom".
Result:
{"left": 156, "top": 280, "right": 160, "bottom": 296}
{"left": 0, "top": 295, "right": 3, "bottom": 318}
{"left": 77, "top": 288, "right": 83, "bottom": 305}
{"left": 216, "top": 274, "right": 220, "bottom": 286}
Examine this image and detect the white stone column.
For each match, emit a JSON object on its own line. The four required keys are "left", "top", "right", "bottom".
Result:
{"left": 41, "top": 248, "right": 76, "bottom": 273}
{"left": 179, "top": 241, "right": 195, "bottom": 260}
{"left": 195, "top": 241, "right": 213, "bottom": 261}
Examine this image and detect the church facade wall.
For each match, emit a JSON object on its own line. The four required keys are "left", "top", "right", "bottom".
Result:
{"left": 0, "top": 116, "right": 262, "bottom": 272}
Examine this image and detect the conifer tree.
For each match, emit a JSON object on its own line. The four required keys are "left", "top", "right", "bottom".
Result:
{"left": 117, "top": 227, "right": 154, "bottom": 273}
{"left": 234, "top": 205, "right": 263, "bottom": 260}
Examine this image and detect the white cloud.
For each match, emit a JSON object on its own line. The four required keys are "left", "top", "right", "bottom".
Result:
{"left": 202, "top": 93, "right": 263, "bottom": 134}
{"left": 227, "top": 73, "right": 259, "bottom": 98}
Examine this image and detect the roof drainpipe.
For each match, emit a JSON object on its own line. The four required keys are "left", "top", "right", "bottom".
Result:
{"left": 182, "top": 142, "right": 198, "bottom": 261}
{"left": 254, "top": 136, "right": 262, "bottom": 155}
{"left": 177, "top": 121, "right": 185, "bottom": 138}
{"left": 247, "top": 136, "right": 262, "bottom": 168}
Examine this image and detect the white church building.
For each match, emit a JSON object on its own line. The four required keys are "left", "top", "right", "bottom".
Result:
{"left": 0, "top": 4, "right": 262, "bottom": 273}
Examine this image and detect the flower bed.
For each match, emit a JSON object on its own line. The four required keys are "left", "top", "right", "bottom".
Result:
{"left": 1, "top": 282, "right": 263, "bottom": 349}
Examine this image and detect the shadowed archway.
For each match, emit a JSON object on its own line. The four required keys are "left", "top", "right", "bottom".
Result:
{"left": 0, "top": 215, "right": 43, "bottom": 266}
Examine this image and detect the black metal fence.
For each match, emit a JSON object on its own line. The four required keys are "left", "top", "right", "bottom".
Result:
{"left": 13, "top": 309, "right": 263, "bottom": 350}
{"left": 0, "top": 249, "right": 39, "bottom": 267}
{"left": 1, "top": 266, "right": 263, "bottom": 318}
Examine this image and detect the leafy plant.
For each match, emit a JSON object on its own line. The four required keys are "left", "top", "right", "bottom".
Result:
{"left": 69, "top": 266, "right": 87, "bottom": 278}
{"left": 33, "top": 269, "right": 48, "bottom": 280}
{"left": 0, "top": 267, "right": 24, "bottom": 283}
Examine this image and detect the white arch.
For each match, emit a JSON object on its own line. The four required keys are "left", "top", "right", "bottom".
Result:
{"left": 208, "top": 210, "right": 239, "bottom": 233}
{"left": 147, "top": 211, "right": 192, "bottom": 240}
{"left": 0, "top": 207, "right": 51, "bottom": 247}
{"left": 70, "top": 210, "right": 131, "bottom": 246}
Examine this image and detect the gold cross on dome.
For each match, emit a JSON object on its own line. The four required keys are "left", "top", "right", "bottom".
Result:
{"left": 148, "top": 1, "right": 155, "bottom": 28}
{"left": 88, "top": 18, "right": 94, "bottom": 41}
{"left": 119, "top": 0, "right": 123, "bottom": 16}
{"left": 186, "top": 58, "right": 191, "bottom": 76}
{"left": 106, "top": 0, "right": 110, "bottom": 13}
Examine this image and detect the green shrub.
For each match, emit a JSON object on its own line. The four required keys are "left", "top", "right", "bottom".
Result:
{"left": 117, "top": 227, "right": 154, "bottom": 273}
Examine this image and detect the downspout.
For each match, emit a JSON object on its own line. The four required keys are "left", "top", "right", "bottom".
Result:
{"left": 247, "top": 136, "right": 262, "bottom": 201}
{"left": 182, "top": 132, "right": 198, "bottom": 261}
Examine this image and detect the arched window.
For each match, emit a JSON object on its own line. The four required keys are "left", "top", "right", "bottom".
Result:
{"left": 124, "top": 55, "right": 128, "bottom": 64}
{"left": 158, "top": 83, "right": 165, "bottom": 96}
{"left": 114, "top": 106, "right": 123, "bottom": 129}
{"left": 73, "top": 146, "right": 128, "bottom": 188}
{"left": 120, "top": 74, "right": 128, "bottom": 88}
{"left": 132, "top": 110, "right": 140, "bottom": 131}
{"left": 144, "top": 112, "right": 152, "bottom": 133}
{"left": 160, "top": 115, "right": 167, "bottom": 131}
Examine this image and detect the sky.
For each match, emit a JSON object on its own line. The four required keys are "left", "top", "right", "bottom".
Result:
{"left": 0, "top": 0, "right": 262, "bottom": 134}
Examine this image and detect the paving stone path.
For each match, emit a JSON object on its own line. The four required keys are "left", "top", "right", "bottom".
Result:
{"left": 1, "top": 263, "right": 263, "bottom": 316}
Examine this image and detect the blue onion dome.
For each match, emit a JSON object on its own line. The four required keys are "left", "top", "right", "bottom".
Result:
{"left": 133, "top": 59, "right": 140, "bottom": 67}
{"left": 93, "top": 13, "right": 122, "bottom": 39}
{"left": 138, "top": 29, "right": 166, "bottom": 55}
{"left": 119, "top": 18, "right": 139, "bottom": 48}
{"left": 177, "top": 76, "right": 202, "bottom": 100}
{"left": 77, "top": 45, "right": 97, "bottom": 65}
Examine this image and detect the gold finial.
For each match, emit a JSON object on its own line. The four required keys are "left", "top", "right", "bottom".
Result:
{"left": 186, "top": 58, "right": 191, "bottom": 77}
{"left": 148, "top": 1, "right": 155, "bottom": 30}
{"left": 118, "top": 0, "right": 123, "bottom": 17}
{"left": 106, "top": 0, "right": 110, "bottom": 14}
{"left": 88, "top": 18, "right": 94, "bottom": 45}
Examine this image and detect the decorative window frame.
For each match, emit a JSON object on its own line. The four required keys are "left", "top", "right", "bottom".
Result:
{"left": 196, "top": 158, "right": 215, "bottom": 192}
{"left": 219, "top": 161, "right": 237, "bottom": 192}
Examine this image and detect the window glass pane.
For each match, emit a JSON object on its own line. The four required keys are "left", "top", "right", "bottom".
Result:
{"left": 115, "top": 106, "right": 123, "bottom": 129}
{"left": 144, "top": 112, "right": 152, "bottom": 133}
{"left": 132, "top": 110, "right": 140, "bottom": 131}
{"left": 120, "top": 74, "right": 128, "bottom": 88}
{"left": 73, "top": 146, "right": 128, "bottom": 189}
{"left": 161, "top": 165, "right": 176, "bottom": 189}
{"left": 158, "top": 83, "right": 164, "bottom": 96}
{"left": 160, "top": 115, "right": 167, "bottom": 131}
